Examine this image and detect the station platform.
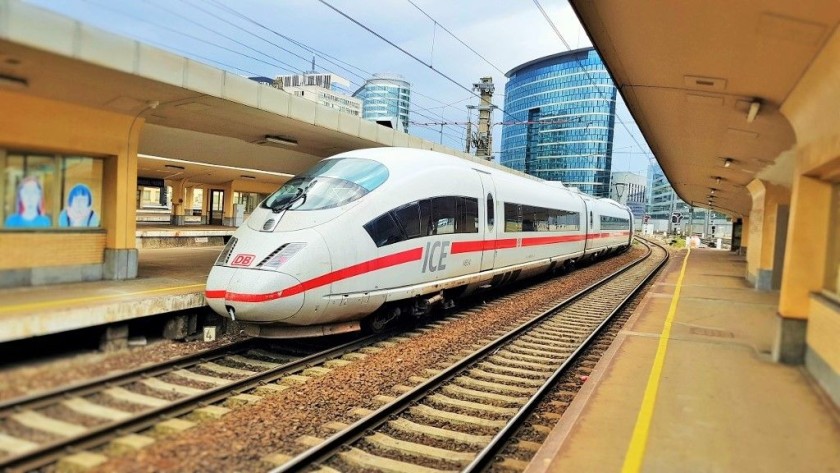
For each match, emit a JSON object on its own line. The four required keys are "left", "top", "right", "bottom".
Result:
{"left": 527, "top": 248, "right": 840, "bottom": 472}
{"left": 0, "top": 246, "right": 221, "bottom": 343}
{"left": 135, "top": 224, "right": 235, "bottom": 249}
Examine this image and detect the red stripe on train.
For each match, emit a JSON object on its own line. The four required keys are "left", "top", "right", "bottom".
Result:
{"left": 205, "top": 247, "right": 424, "bottom": 302}
{"left": 521, "top": 234, "right": 587, "bottom": 246}
{"left": 280, "top": 247, "right": 423, "bottom": 297}
{"left": 451, "top": 238, "right": 517, "bottom": 253}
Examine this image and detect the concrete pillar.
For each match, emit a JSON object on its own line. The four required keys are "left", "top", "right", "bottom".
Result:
{"left": 775, "top": 174, "right": 831, "bottom": 364}
{"left": 739, "top": 216, "right": 749, "bottom": 254}
{"left": 101, "top": 115, "right": 140, "bottom": 281}
{"left": 170, "top": 179, "right": 187, "bottom": 226}
{"left": 163, "top": 313, "right": 198, "bottom": 340}
{"left": 100, "top": 323, "right": 129, "bottom": 351}
{"left": 745, "top": 180, "right": 791, "bottom": 291}
{"left": 185, "top": 186, "right": 195, "bottom": 219}
{"left": 222, "top": 181, "right": 236, "bottom": 227}
{"left": 199, "top": 187, "right": 210, "bottom": 224}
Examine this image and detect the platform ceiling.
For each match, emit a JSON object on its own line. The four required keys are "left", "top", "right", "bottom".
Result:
{"left": 570, "top": 0, "right": 840, "bottom": 216}
{"left": 0, "top": 36, "right": 377, "bottom": 178}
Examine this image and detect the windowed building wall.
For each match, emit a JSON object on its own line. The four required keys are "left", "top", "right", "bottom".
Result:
{"left": 646, "top": 162, "right": 731, "bottom": 237}
{"left": 275, "top": 72, "right": 362, "bottom": 116}
{"left": 610, "top": 171, "right": 647, "bottom": 229}
{"left": 353, "top": 74, "right": 411, "bottom": 133}
{"left": 500, "top": 48, "right": 617, "bottom": 197}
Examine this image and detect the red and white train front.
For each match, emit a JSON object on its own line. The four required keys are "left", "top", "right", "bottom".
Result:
{"left": 205, "top": 157, "right": 392, "bottom": 337}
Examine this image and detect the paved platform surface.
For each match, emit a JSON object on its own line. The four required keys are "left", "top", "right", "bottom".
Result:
{"left": 527, "top": 248, "right": 840, "bottom": 473}
{"left": 135, "top": 224, "right": 236, "bottom": 237}
{"left": 0, "top": 247, "right": 221, "bottom": 343}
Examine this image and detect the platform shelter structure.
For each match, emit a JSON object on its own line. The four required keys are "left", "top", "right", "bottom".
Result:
{"left": 0, "top": 0, "right": 486, "bottom": 289}
{"left": 570, "top": 0, "right": 840, "bottom": 408}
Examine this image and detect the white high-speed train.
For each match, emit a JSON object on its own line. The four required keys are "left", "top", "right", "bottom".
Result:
{"left": 206, "top": 148, "right": 632, "bottom": 338}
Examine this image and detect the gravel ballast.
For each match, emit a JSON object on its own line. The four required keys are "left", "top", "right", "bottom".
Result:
{"left": 90, "top": 248, "right": 647, "bottom": 473}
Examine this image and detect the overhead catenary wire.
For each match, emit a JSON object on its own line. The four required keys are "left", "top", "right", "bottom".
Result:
{"left": 181, "top": 0, "right": 474, "bottom": 127}
{"left": 198, "top": 0, "right": 478, "bottom": 115}
{"left": 80, "top": 0, "right": 301, "bottom": 75}
{"left": 79, "top": 0, "right": 479, "bottom": 145}
{"left": 315, "top": 0, "right": 520, "bottom": 124}
{"left": 404, "top": 0, "right": 506, "bottom": 76}
{"left": 531, "top": 0, "right": 652, "bottom": 160}
{"left": 82, "top": 0, "right": 280, "bottom": 76}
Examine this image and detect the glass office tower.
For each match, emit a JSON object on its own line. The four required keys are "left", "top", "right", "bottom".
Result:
{"left": 500, "top": 48, "right": 617, "bottom": 197}
{"left": 353, "top": 73, "right": 411, "bottom": 133}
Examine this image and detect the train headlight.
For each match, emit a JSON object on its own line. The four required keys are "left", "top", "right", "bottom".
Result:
{"left": 214, "top": 237, "right": 238, "bottom": 266}
{"left": 259, "top": 242, "right": 307, "bottom": 271}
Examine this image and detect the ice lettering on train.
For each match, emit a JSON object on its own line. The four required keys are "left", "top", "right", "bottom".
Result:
{"left": 421, "top": 241, "right": 451, "bottom": 273}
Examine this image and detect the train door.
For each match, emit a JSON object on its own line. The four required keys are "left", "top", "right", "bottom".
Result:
{"left": 475, "top": 171, "right": 497, "bottom": 272}
{"left": 209, "top": 189, "right": 224, "bottom": 226}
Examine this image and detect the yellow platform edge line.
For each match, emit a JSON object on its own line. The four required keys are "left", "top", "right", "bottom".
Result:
{"left": 621, "top": 247, "right": 691, "bottom": 473}
{"left": 0, "top": 283, "right": 207, "bottom": 315}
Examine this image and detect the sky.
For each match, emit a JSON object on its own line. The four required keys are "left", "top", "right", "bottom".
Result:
{"left": 25, "top": 0, "right": 654, "bottom": 176}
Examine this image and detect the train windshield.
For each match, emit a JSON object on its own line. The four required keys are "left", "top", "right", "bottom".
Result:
{"left": 262, "top": 158, "right": 389, "bottom": 211}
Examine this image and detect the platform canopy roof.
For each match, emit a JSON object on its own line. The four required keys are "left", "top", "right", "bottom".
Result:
{"left": 0, "top": 1, "right": 505, "bottom": 187}
{"left": 570, "top": 0, "right": 840, "bottom": 217}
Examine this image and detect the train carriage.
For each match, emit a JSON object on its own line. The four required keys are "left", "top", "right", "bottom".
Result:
{"left": 205, "top": 148, "right": 632, "bottom": 338}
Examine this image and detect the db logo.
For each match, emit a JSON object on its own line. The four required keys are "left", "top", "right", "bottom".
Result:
{"left": 230, "top": 254, "right": 255, "bottom": 267}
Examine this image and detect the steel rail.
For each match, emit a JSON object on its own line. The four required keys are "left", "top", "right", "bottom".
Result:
{"left": 0, "top": 333, "right": 381, "bottom": 473}
{"left": 464, "top": 237, "right": 668, "bottom": 471}
{"left": 0, "top": 338, "right": 259, "bottom": 416}
{"left": 271, "top": 238, "right": 660, "bottom": 472}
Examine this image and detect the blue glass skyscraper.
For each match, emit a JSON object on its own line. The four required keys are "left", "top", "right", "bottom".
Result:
{"left": 353, "top": 73, "right": 411, "bottom": 133}
{"left": 500, "top": 48, "right": 617, "bottom": 197}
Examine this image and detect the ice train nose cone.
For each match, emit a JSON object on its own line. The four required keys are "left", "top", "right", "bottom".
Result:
{"left": 224, "top": 270, "right": 305, "bottom": 322}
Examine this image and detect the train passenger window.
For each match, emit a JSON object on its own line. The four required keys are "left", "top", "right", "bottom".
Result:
{"left": 365, "top": 196, "right": 479, "bottom": 247}
{"left": 461, "top": 197, "right": 479, "bottom": 233}
{"left": 392, "top": 202, "right": 422, "bottom": 239}
{"left": 363, "top": 213, "right": 405, "bottom": 247}
{"left": 556, "top": 210, "right": 580, "bottom": 231}
{"left": 486, "top": 194, "right": 494, "bottom": 228}
{"left": 418, "top": 199, "right": 433, "bottom": 236}
{"left": 431, "top": 196, "right": 457, "bottom": 235}
{"left": 504, "top": 203, "right": 522, "bottom": 232}
{"left": 504, "top": 202, "right": 580, "bottom": 232}
{"left": 600, "top": 216, "right": 630, "bottom": 230}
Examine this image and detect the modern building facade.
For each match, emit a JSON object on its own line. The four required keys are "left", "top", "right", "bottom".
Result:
{"left": 646, "top": 162, "right": 731, "bottom": 238}
{"left": 353, "top": 74, "right": 411, "bottom": 133}
{"left": 500, "top": 48, "right": 617, "bottom": 197}
{"left": 610, "top": 171, "right": 646, "bottom": 229}
{"left": 275, "top": 72, "right": 362, "bottom": 117}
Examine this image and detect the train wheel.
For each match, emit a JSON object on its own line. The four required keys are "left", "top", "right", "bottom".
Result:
{"left": 362, "top": 307, "right": 401, "bottom": 333}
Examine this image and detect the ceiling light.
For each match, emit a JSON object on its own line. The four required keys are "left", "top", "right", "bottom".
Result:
{"left": 715, "top": 176, "right": 722, "bottom": 184}
{"left": 164, "top": 164, "right": 185, "bottom": 170}
{"left": 264, "top": 135, "right": 298, "bottom": 147}
{"left": 710, "top": 188, "right": 716, "bottom": 194}
{"left": 724, "top": 158, "right": 733, "bottom": 168}
{"left": 0, "top": 73, "right": 27, "bottom": 89}
{"left": 746, "top": 100, "right": 761, "bottom": 123}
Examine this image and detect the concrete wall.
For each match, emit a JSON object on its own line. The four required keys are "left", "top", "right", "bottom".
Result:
{"left": 0, "top": 90, "right": 140, "bottom": 285}
{"left": 774, "top": 26, "right": 840, "bottom": 405}
{"left": 746, "top": 180, "right": 791, "bottom": 290}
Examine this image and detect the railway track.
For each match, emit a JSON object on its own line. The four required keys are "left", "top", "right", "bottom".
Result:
{"left": 0, "top": 335, "right": 381, "bottom": 472}
{"left": 0, "top": 240, "right": 659, "bottom": 473}
{"left": 270, "top": 238, "right": 667, "bottom": 473}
